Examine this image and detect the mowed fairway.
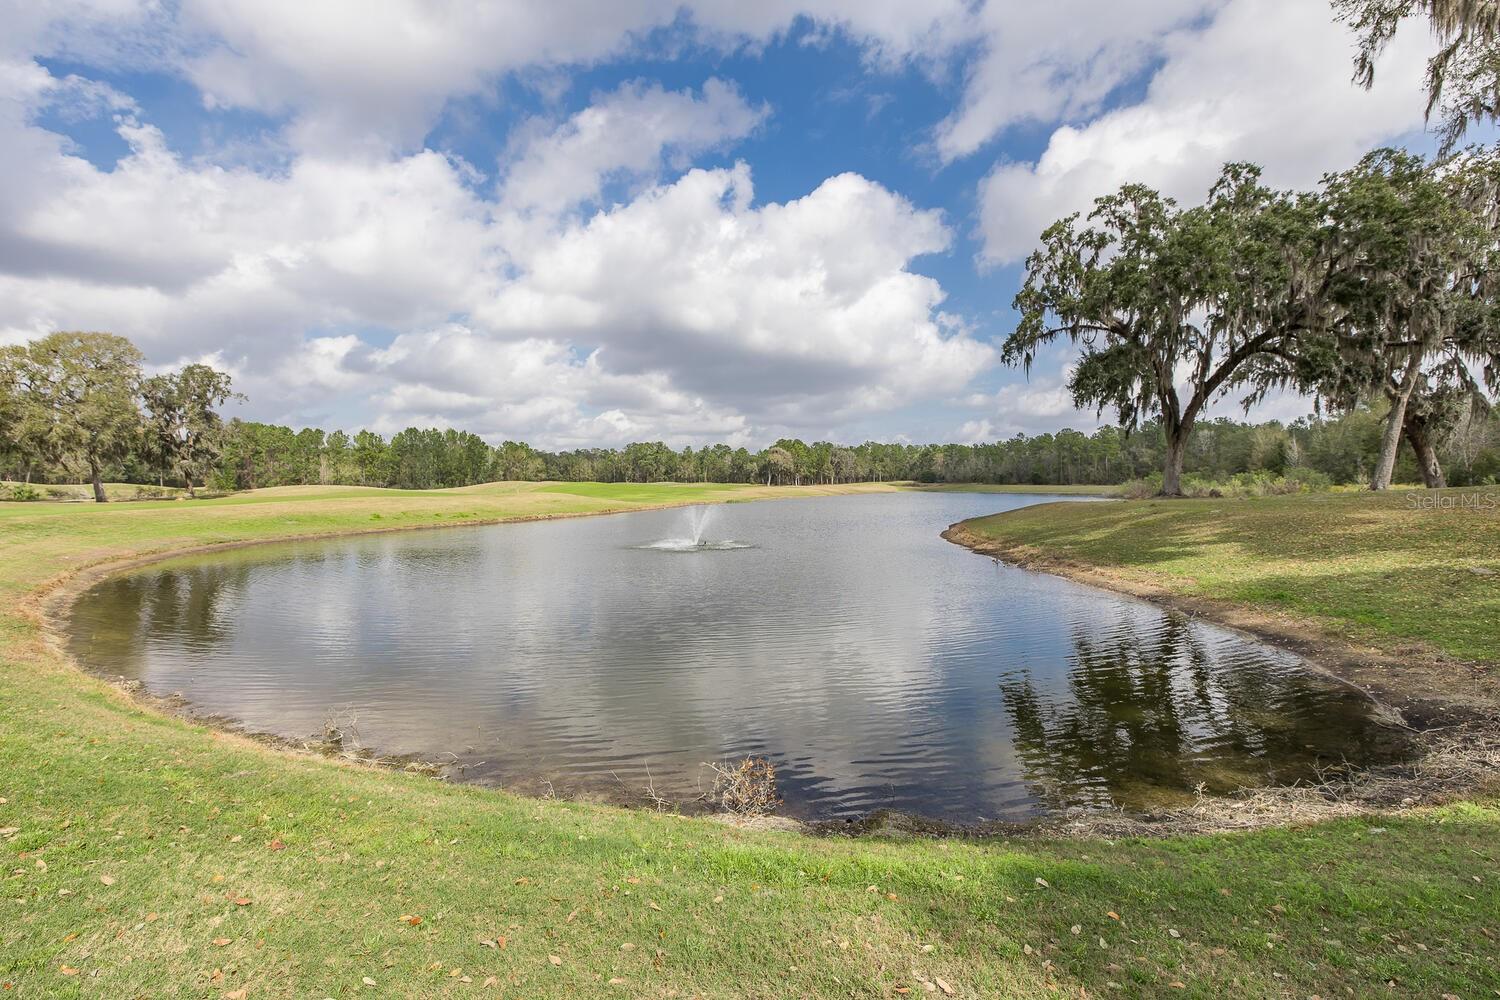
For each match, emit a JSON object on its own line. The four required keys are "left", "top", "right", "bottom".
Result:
{"left": 1, "top": 484, "right": 1498, "bottom": 998}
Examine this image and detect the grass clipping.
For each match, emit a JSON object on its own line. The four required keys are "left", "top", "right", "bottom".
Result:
{"left": 1062, "top": 725, "right": 1500, "bottom": 837}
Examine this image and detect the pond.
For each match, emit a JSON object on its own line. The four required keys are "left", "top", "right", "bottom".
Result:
{"left": 65, "top": 492, "right": 1410, "bottom": 823}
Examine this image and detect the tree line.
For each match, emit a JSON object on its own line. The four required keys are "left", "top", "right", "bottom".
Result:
{"left": 201, "top": 407, "right": 1500, "bottom": 490}
{"left": 3, "top": 330, "right": 1497, "bottom": 495}
{"left": 192, "top": 411, "right": 1500, "bottom": 491}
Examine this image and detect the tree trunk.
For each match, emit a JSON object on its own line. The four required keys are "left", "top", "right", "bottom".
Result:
{"left": 184, "top": 472, "right": 196, "bottom": 499}
{"left": 1370, "top": 350, "right": 1425, "bottom": 491}
{"left": 1403, "top": 411, "right": 1446, "bottom": 489}
{"left": 89, "top": 460, "right": 106, "bottom": 503}
{"left": 1161, "top": 427, "right": 1188, "bottom": 497}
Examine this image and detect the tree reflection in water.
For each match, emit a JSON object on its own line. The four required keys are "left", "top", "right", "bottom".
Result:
{"left": 998, "top": 611, "right": 1409, "bottom": 811}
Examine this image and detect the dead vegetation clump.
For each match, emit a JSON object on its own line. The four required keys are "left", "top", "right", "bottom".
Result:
{"left": 702, "top": 756, "right": 782, "bottom": 817}
{"left": 305, "top": 706, "right": 443, "bottom": 776}
{"left": 1058, "top": 726, "right": 1500, "bottom": 837}
{"left": 313, "top": 706, "right": 366, "bottom": 757}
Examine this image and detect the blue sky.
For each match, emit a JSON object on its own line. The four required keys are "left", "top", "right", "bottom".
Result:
{"left": 0, "top": 1, "right": 1452, "bottom": 448}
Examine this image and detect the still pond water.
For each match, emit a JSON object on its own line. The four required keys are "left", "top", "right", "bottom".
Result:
{"left": 67, "top": 493, "right": 1408, "bottom": 822}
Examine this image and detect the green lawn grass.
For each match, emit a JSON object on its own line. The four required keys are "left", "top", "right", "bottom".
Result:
{"left": 2, "top": 484, "right": 1498, "bottom": 997}
{"left": 955, "top": 486, "right": 1500, "bottom": 663}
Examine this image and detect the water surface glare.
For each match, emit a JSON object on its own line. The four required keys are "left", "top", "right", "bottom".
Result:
{"left": 66, "top": 493, "right": 1409, "bottom": 822}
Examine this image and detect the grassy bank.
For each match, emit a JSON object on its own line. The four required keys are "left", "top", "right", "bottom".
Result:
{"left": 951, "top": 487, "right": 1500, "bottom": 669}
{"left": 2, "top": 483, "right": 1498, "bottom": 997}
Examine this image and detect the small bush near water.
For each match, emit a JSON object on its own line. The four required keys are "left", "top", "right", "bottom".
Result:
{"left": 703, "top": 756, "right": 782, "bottom": 816}
{"left": 1120, "top": 468, "right": 1333, "bottom": 499}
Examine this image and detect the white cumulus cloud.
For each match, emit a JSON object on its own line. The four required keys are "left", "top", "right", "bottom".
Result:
{"left": 974, "top": 0, "right": 1435, "bottom": 264}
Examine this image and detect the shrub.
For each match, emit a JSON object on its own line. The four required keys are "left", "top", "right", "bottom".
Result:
{"left": 6, "top": 484, "right": 41, "bottom": 501}
{"left": 1119, "top": 469, "right": 1333, "bottom": 499}
{"left": 1119, "top": 474, "right": 1163, "bottom": 499}
{"left": 702, "top": 756, "right": 781, "bottom": 816}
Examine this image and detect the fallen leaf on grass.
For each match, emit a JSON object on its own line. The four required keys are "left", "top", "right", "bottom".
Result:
{"left": 647, "top": 900, "right": 661, "bottom": 911}
{"left": 99, "top": 875, "right": 116, "bottom": 886}
{"left": 59, "top": 966, "right": 79, "bottom": 976}
{"left": 548, "top": 954, "right": 562, "bottom": 966}
{"left": 212, "top": 937, "right": 231, "bottom": 947}
{"left": 1034, "top": 878, "right": 1049, "bottom": 889}
{"left": 1106, "top": 911, "right": 1120, "bottom": 921}
{"left": 226, "top": 991, "right": 247, "bottom": 1000}
{"left": 398, "top": 914, "right": 422, "bottom": 926}
{"left": 268, "top": 839, "right": 286, "bottom": 852}
{"left": 934, "top": 977, "right": 955, "bottom": 995}
{"left": 482, "top": 977, "right": 498, "bottom": 987}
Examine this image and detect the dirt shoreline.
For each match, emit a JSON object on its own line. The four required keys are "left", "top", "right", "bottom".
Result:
{"left": 18, "top": 492, "right": 1498, "bottom": 842}
{"left": 936, "top": 518, "right": 1500, "bottom": 837}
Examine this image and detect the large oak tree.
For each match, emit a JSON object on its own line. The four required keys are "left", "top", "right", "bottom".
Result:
{"left": 1003, "top": 165, "right": 1325, "bottom": 496}
{"left": 1249, "top": 147, "right": 1500, "bottom": 489}
{"left": 9, "top": 333, "right": 144, "bottom": 502}
{"left": 141, "top": 363, "right": 239, "bottom": 497}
